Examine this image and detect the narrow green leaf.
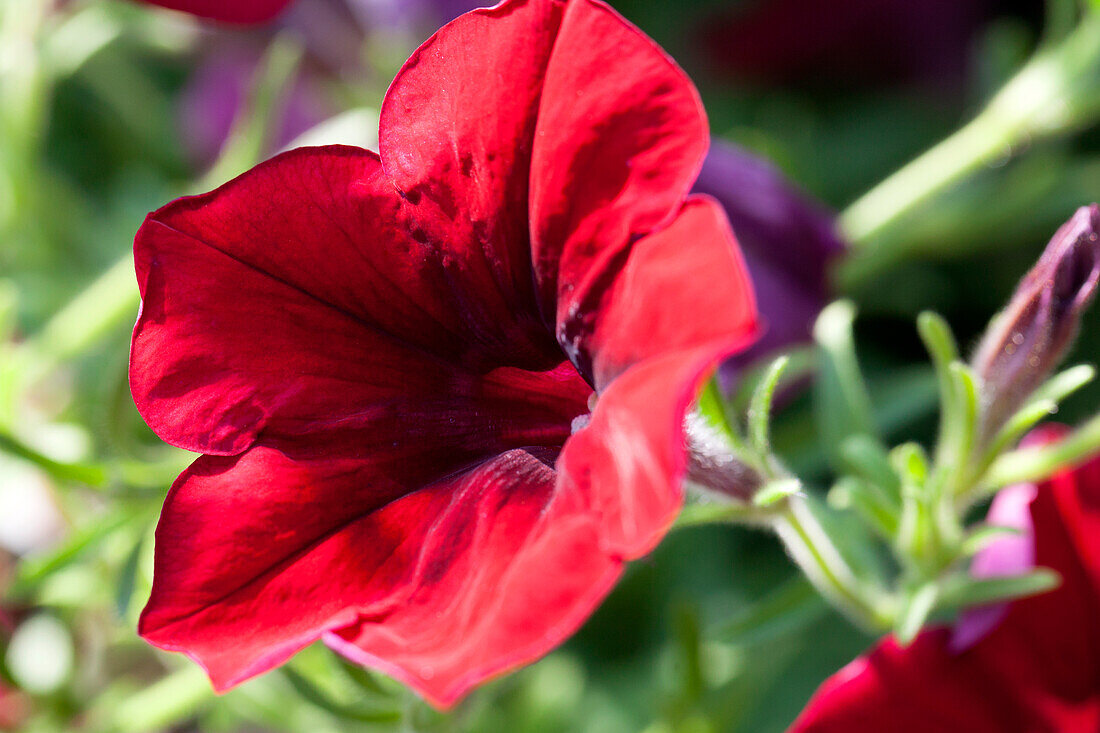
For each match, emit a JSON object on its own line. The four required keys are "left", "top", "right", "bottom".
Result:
{"left": 961, "top": 524, "right": 1024, "bottom": 557}
{"left": 916, "top": 311, "right": 960, "bottom": 368}
{"left": 813, "top": 301, "right": 879, "bottom": 466}
{"left": 696, "top": 377, "right": 741, "bottom": 448}
{"left": 0, "top": 429, "right": 107, "bottom": 486}
{"left": 1030, "top": 363, "right": 1095, "bottom": 406}
{"left": 115, "top": 532, "right": 145, "bottom": 619}
{"left": 839, "top": 434, "right": 902, "bottom": 505}
{"left": 828, "top": 477, "right": 900, "bottom": 539}
{"left": 714, "top": 576, "right": 827, "bottom": 645}
{"left": 943, "top": 361, "right": 980, "bottom": 491}
{"left": 673, "top": 603, "right": 705, "bottom": 703}
{"left": 201, "top": 35, "right": 305, "bottom": 189}
{"left": 111, "top": 666, "right": 213, "bottom": 733}
{"left": 10, "top": 509, "right": 139, "bottom": 598}
{"left": 730, "top": 345, "right": 817, "bottom": 411}
{"left": 748, "top": 356, "right": 790, "bottom": 458}
{"left": 281, "top": 667, "right": 401, "bottom": 723}
{"left": 981, "top": 398, "right": 1058, "bottom": 471}
{"left": 753, "top": 478, "right": 802, "bottom": 508}
{"left": 936, "top": 569, "right": 1060, "bottom": 611}
{"left": 890, "top": 443, "right": 930, "bottom": 485}
{"left": 895, "top": 583, "right": 938, "bottom": 644}
{"left": 981, "top": 411, "right": 1100, "bottom": 491}
{"left": 674, "top": 498, "right": 757, "bottom": 528}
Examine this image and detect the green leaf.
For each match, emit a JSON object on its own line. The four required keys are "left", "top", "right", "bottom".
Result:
{"left": 839, "top": 434, "right": 902, "bottom": 505}
{"left": 1030, "top": 363, "right": 1095, "bottom": 406}
{"left": 961, "top": 524, "right": 1024, "bottom": 557}
{"left": 980, "top": 411, "right": 1100, "bottom": 493}
{"left": 674, "top": 499, "right": 757, "bottom": 528}
{"left": 10, "top": 508, "right": 139, "bottom": 598}
{"left": 980, "top": 398, "right": 1058, "bottom": 471}
{"left": 281, "top": 667, "right": 401, "bottom": 723}
{"left": 748, "top": 355, "right": 790, "bottom": 459}
{"left": 0, "top": 429, "right": 107, "bottom": 486}
{"left": 895, "top": 583, "right": 938, "bottom": 644}
{"left": 916, "top": 311, "right": 959, "bottom": 369}
{"left": 943, "top": 361, "right": 980, "bottom": 491}
{"left": 673, "top": 603, "right": 705, "bottom": 704}
{"left": 110, "top": 666, "right": 213, "bottom": 733}
{"left": 714, "top": 576, "right": 827, "bottom": 646}
{"left": 890, "top": 442, "right": 930, "bottom": 485}
{"left": 813, "top": 301, "right": 879, "bottom": 466}
{"left": 828, "top": 477, "right": 900, "bottom": 539}
{"left": 114, "top": 531, "right": 145, "bottom": 619}
{"left": 753, "top": 478, "right": 802, "bottom": 508}
{"left": 696, "top": 377, "right": 740, "bottom": 446}
{"left": 936, "top": 569, "right": 1061, "bottom": 611}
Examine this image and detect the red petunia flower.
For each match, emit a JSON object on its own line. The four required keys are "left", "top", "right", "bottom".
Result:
{"left": 130, "top": 0, "right": 758, "bottom": 707}
{"left": 139, "top": 0, "right": 295, "bottom": 24}
{"left": 790, "top": 425, "right": 1100, "bottom": 733}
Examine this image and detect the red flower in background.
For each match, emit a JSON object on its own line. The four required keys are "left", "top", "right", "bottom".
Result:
{"left": 140, "top": 0, "right": 295, "bottom": 23}
{"left": 130, "top": 0, "right": 757, "bottom": 707}
{"left": 790, "top": 425, "right": 1100, "bottom": 733}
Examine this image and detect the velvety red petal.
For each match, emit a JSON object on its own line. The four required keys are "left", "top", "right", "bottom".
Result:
{"left": 131, "top": 146, "right": 585, "bottom": 457}
{"left": 791, "top": 448, "right": 1100, "bottom": 733}
{"left": 558, "top": 346, "right": 729, "bottom": 559}
{"left": 140, "top": 0, "right": 294, "bottom": 23}
{"left": 378, "top": 0, "right": 564, "bottom": 333}
{"left": 528, "top": 0, "right": 708, "bottom": 334}
{"left": 579, "top": 197, "right": 758, "bottom": 391}
{"left": 139, "top": 447, "right": 620, "bottom": 704}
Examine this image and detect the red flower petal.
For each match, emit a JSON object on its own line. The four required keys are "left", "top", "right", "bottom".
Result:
{"left": 140, "top": 447, "right": 620, "bottom": 706}
{"left": 132, "top": 0, "right": 759, "bottom": 706}
{"left": 529, "top": 0, "right": 708, "bottom": 334}
{"left": 582, "top": 197, "right": 758, "bottom": 390}
{"left": 131, "top": 146, "right": 585, "bottom": 457}
{"left": 139, "top": 0, "right": 294, "bottom": 23}
{"left": 552, "top": 198, "right": 758, "bottom": 557}
{"left": 380, "top": 0, "right": 563, "bottom": 328}
{"left": 791, "top": 447, "right": 1100, "bottom": 733}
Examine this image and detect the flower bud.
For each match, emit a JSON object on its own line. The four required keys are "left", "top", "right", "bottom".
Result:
{"left": 972, "top": 204, "right": 1100, "bottom": 442}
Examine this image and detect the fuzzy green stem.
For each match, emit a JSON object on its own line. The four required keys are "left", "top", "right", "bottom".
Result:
{"left": 772, "top": 497, "right": 892, "bottom": 631}
{"left": 839, "top": 11, "right": 1100, "bottom": 287}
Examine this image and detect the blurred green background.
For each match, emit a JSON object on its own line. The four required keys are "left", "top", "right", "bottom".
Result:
{"left": 2, "top": 0, "right": 1100, "bottom": 731}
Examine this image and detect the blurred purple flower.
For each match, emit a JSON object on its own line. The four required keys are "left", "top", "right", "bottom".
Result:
{"left": 692, "top": 141, "right": 845, "bottom": 377}
{"left": 179, "top": 44, "right": 332, "bottom": 168}
{"left": 695, "top": 0, "right": 993, "bottom": 89}
{"left": 178, "top": 0, "right": 488, "bottom": 168}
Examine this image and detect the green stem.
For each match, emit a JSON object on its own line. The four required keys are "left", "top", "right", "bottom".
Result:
{"left": 838, "top": 11, "right": 1100, "bottom": 287}
{"left": 772, "top": 497, "right": 892, "bottom": 631}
